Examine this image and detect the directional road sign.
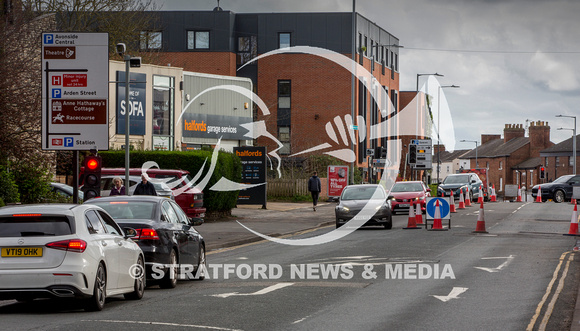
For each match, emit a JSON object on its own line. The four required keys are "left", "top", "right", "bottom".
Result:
{"left": 426, "top": 197, "right": 451, "bottom": 220}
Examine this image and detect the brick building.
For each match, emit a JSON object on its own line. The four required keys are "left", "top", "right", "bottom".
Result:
{"left": 540, "top": 135, "right": 580, "bottom": 182}
{"left": 460, "top": 121, "right": 553, "bottom": 193}
{"left": 139, "top": 10, "right": 401, "bottom": 172}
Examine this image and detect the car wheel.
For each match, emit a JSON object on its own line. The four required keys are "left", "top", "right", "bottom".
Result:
{"left": 85, "top": 263, "right": 106, "bottom": 311}
{"left": 160, "top": 249, "right": 178, "bottom": 289}
{"left": 336, "top": 220, "right": 342, "bottom": 228}
{"left": 383, "top": 215, "right": 393, "bottom": 229}
{"left": 124, "top": 256, "right": 145, "bottom": 300}
{"left": 194, "top": 245, "right": 206, "bottom": 281}
{"left": 554, "top": 190, "right": 565, "bottom": 203}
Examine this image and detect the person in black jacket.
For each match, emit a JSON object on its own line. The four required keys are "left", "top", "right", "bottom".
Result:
{"left": 134, "top": 174, "right": 157, "bottom": 196}
{"left": 308, "top": 171, "right": 321, "bottom": 211}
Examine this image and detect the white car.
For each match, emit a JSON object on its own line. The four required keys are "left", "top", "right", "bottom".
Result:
{"left": 0, "top": 204, "right": 145, "bottom": 311}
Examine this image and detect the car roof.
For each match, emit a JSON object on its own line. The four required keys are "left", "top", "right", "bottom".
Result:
{"left": 0, "top": 204, "right": 95, "bottom": 216}
{"left": 85, "top": 195, "right": 171, "bottom": 203}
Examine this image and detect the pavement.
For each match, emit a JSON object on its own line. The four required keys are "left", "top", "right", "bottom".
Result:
{"left": 198, "top": 202, "right": 334, "bottom": 252}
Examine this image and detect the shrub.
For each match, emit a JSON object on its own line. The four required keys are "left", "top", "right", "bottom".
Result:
{"left": 0, "top": 165, "right": 20, "bottom": 204}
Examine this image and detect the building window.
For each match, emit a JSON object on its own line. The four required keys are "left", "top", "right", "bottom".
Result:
{"left": 279, "top": 32, "right": 291, "bottom": 48}
{"left": 140, "top": 31, "right": 162, "bottom": 50}
{"left": 187, "top": 31, "right": 210, "bottom": 50}
{"left": 237, "top": 36, "right": 257, "bottom": 65}
{"left": 556, "top": 156, "right": 560, "bottom": 167}
{"left": 278, "top": 127, "right": 290, "bottom": 155}
{"left": 499, "top": 161, "right": 503, "bottom": 170}
{"left": 277, "top": 80, "right": 291, "bottom": 128}
{"left": 545, "top": 157, "right": 548, "bottom": 166}
{"left": 570, "top": 156, "right": 574, "bottom": 167}
{"left": 364, "top": 36, "right": 368, "bottom": 56}
{"left": 152, "top": 75, "right": 174, "bottom": 150}
{"left": 499, "top": 177, "right": 503, "bottom": 192}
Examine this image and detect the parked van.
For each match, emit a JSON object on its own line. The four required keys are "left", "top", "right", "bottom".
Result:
{"left": 80, "top": 168, "right": 205, "bottom": 218}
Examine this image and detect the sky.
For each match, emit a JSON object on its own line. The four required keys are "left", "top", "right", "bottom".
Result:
{"left": 156, "top": 0, "right": 580, "bottom": 148}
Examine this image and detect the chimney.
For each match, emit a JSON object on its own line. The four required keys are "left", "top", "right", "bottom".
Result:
{"left": 529, "top": 120, "right": 551, "bottom": 156}
{"left": 481, "top": 134, "right": 501, "bottom": 145}
{"left": 433, "top": 144, "right": 445, "bottom": 154}
{"left": 504, "top": 124, "right": 525, "bottom": 143}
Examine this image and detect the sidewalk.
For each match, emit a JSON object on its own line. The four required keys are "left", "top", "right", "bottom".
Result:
{"left": 198, "top": 202, "right": 334, "bottom": 252}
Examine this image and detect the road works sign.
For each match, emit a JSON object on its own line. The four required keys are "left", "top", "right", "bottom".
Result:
{"left": 41, "top": 33, "right": 109, "bottom": 150}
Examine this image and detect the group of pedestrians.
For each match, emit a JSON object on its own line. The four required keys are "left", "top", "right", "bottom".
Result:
{"left": 109, "top": 175, "right": 157, "bottom": 196}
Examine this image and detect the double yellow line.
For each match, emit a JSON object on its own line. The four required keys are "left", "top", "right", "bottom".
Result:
{"left": 527, "top": 251, "right": 576, "bottom": 331}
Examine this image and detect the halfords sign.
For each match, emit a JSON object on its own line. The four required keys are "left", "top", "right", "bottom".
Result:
{"left": 182, "top": 113, "right": 251, "bottom": 140}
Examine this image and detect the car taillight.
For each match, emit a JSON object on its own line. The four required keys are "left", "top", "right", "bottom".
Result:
{"left": 46, "top": 239, "right": 87, "bottom": 253}
{"left": 135, "top": 228, "right": 160, "bottom": 240}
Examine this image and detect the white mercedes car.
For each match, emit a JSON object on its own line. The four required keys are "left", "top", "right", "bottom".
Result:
{"left": 0, "top": 204, "right": 145, "bottom": 311}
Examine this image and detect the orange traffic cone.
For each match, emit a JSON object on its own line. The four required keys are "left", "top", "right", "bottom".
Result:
{"left": 535, "top": 186, "right": 542, "bottom": 203}
{"left": 472, "top": 200, "right": 488, "bottom": 233}
{"left": 450, "top": 190, "right": 457, "bottom": 213}
{"left": 428, "top": 199, "right": 448, "bottom": 231}
{"left": 403, "top": 202, "right": 420, "bottom": 229}
{"left": 477, "top": 185, "right": 484, "bottom": 204}
{"left": 465, "top": 190, "right": 472, "bottom": 207}
{"left": 572, "top": 198, "right": 577, "bottom": 205}
{"left": 516, "top": 185, "right": 522, "bottom": 202}
{"left": 415, "top": 202, "right": 424, "bottom": 225}
{"left": 564, "top": 202, "right": 579, "bottom": 236}
{"left": 490, "top": 185, "right": 497, "bottom": 202}
{"left": 458, "top": 189, "right": 466, "bottom": 209}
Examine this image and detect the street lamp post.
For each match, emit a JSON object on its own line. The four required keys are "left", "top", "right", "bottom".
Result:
{"left": 436, "top": 85, "right": 460, "bottom": 183}
{"left": 556, "top": 115, "right": 577, "bottom": 175}
{"left": 460, "top": 139, "right": 478, "bottom": 169}
{"left": 413, "top": 73, "right": 443, "bottom": 181}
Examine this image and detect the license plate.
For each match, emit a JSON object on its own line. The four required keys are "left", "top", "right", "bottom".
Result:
{"left": 1, "top": 247, "right": 43, "bottom": 257}
{"left": 400, "top": 204, "right": 410, "bottom": 208}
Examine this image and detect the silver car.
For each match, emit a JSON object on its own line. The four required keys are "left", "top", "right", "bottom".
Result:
{"left": 335, "top": 184, "right": 393, "bottom": 229}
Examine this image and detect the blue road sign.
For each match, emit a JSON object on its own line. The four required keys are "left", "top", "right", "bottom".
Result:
{"left": 426, "top": 197, "right": 450, "bottom": 220}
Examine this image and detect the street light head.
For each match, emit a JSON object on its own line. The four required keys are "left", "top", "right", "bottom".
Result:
{"left": 116, "top": 43, "right": 126, "bottom": 57}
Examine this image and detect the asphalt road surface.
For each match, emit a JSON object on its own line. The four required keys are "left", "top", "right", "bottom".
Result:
{"left": 1, "top": 201, "right": 579, "bottom": 331}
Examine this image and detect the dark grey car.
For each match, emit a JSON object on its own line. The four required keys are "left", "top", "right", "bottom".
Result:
{"left": 335, "top": 184, "right": 393, "bottom": 229}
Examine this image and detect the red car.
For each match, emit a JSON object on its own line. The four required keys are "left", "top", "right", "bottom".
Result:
{"left": 389, "top": 181, "right": 431, "bottom": 215}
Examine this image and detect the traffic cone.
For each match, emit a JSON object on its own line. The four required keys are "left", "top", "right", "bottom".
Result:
{"left": 563, "top": 202, "right": 579, "bottom": 236}
{"left": 465, "top": 190, "right": 472, "bottom": 207}
{"left": 458, "top": 189, "right": 466, "bottom": 209}
{"left": 415, "top": 202, "right": 424, "bottom": 225}
{"left": 450, "top": 190, "right": 457, "bottom": 213}
{"left": 428, "top": 199, "right": 447, "bottom": 231}
{"left": 403, "top": 202, "right": 420, "bottom": 229}
{"left": 572, "top": 198, "right": 577, "bottom": 205}
{"left": 535, "top": 186, "right": 542, "bottom": 203}
{"left": 477, "top": 185, "right": 484, "bottom": 204}
{"left": 516, "top": 185, "right": 522, "bottom": 202}
{"left": 472, "top": 200, "right": 488, "bottom": 233}
{"left": 490, "top": 185, "right": 497, "bottom": 202}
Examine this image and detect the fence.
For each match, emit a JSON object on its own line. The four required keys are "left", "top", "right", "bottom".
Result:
{"left": 267, "top": 178, "right": 328, "bottom": 198}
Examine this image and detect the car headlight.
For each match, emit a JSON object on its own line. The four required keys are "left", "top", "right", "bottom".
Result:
{"left": 339, "top": 206, "right": 350, "bottom": 212}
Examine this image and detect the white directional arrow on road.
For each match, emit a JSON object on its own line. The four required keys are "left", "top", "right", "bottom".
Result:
{"left": 431, "top": 287, "right": 468, "bottom": 302}
{"left": 475, "top": 255, "right": 515, "bottom": 273}
{"left": 211, "top": 282, "right": 294, "bottom": 298}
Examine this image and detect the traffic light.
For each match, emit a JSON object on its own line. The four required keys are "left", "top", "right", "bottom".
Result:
{"left": 375, "top": 146, "right": 387, "bottom": 159}
{"left": 540, "top": 166, "right": 545, "bottom": 179}
{"left": 409, "top": 144, "right": 417, "bottom": 164}
{"left": 82, "top": 155, "right": 102, "bottom": 199}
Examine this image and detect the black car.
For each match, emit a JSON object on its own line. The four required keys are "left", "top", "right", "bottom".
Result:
{"left": 531, "top": 175, "right": 580, "bottom": 203}
{"left": 437, "top": 173, "right": 484, "bottom": 201}
{"left": 85, "top": 195, "right": 205, "bottom": 288}
{"left": 335, "top": 184, "right": 393, "bottom": 229}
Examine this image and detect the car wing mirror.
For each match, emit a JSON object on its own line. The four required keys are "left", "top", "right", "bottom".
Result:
{"left": 387, "top": 195, "right": 395, "bottom": 200}
{"left": 332, "top": 197, "right": 340, "bottom": 202}
{"left": 426, "top": 188, "right": 431, "bottom": 192}
{"left": 123, "top": 227, "right": 137, "bottom": 239}
{"left": 189, "top": 217, "right": 204, "bottom": 226}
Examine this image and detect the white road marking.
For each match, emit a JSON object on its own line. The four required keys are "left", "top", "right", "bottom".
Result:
{"left": 475, "top": 255, "right": 515, "bottom": 273}
{"left": 81, "top": 320, "right": 243, "bottom": 331}
{"left": 211, "top": 282, "right": 294, "bottom": 298}
{"left": 431, "top": 287, "right": 468, "bottom": 302}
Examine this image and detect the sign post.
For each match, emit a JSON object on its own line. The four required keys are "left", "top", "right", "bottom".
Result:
{"left": 41, "top": 32, "right": 109, "bottom": 151}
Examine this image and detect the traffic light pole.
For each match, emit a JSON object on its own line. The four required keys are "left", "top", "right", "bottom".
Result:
{"left": 72, "top": 151, "right": 79, "bottom": 204}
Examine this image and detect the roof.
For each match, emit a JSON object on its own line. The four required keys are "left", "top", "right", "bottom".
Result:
{"left": 512, "top": 157, "right": 542, "bottom": 170}
{"left": 437, "top": 149, "right": 470, "bottom": 163}
{"left": 461, "top": 137, "right": 529, "bottom": 159}
{"left": 540, "top": 134, "right": 580, "bottom": 155}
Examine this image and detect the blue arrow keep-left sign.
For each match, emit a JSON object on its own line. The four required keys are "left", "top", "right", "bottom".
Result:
{"left": 426, "top": 197, "right": 450, "bottom": 220}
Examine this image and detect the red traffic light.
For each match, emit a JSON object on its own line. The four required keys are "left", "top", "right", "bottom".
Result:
{"left": 86, "top": 158, "right": 99, "bottom": 170}
{"left": 540, "top": 167, "right": 545, "bottom": 171}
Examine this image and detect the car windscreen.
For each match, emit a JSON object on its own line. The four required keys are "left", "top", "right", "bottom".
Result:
{"left": 341, "top": 187, "right": 385, "bottom": 200}
{"left": 553, "top": 176, "right": 572, "bottom": 184}
{"left": 391, "top": 183, "right": 423, "bottom": 192}
{"left": 442, "top": 175, "right": 469, "bottom": 184}
{"left": 0, "top": 216, "right": 73, "bottom": 237}
{"left": 88, "top": 201, "right": 156, "bottom": 220}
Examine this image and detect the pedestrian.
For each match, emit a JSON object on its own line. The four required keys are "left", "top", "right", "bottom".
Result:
{"left": 308, "top": 171, "right": 321, "bottom": 211}
{"left": 110, "top": 177, "right": 126, "bottom": 196}
{"left": 134, "top": 174, "right": 157, "bottom": 196}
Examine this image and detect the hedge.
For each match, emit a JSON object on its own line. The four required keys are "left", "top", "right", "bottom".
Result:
{"left": 96, "top": 150, "right": 242, "bottom": 212}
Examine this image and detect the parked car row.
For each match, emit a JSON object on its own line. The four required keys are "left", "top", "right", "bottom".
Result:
{"left": 0, "top": 195, "right": 205, "bottom": 311}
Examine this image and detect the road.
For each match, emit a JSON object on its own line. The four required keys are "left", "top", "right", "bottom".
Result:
{"left": 1, "top": 201, "right": 579, "bottom": 330}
